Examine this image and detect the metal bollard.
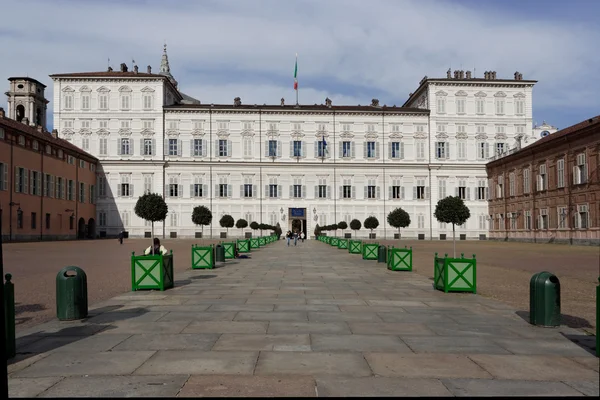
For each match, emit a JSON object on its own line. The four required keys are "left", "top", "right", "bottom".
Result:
{"left": 5, "top": 273, "right": 15, "bottom": 359}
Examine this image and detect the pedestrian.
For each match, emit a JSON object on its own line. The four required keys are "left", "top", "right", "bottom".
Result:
{"left": 294, "top": 231, "right": 298, "bottom": 246}
{"left": 286, "top": 231, "right": 291, "bottom": 246}
{"left": 300, "top": 231, "right": 305, "bottom": 243}
{"left": 118, "top": 231, "right": 123, "bottom": 245}
{"left": 144, "top": 237, "right": 168, "bottom": 255}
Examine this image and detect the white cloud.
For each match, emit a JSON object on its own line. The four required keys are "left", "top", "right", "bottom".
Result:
{"left": 1, "top": 0, "right": 599, "bottom": 127}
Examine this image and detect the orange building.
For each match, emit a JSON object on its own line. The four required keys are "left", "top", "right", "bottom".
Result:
{"left": 486, "top": 115, "right": 599, "bottom": 245}
{"left": 0, "top": 106, "right": 98, "bottom": 241}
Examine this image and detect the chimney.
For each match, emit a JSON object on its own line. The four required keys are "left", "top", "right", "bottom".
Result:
{"left": 120, "top": 63, "right": 128, "bottom": 72}
{"left": 133, "top": 65, "right": 138, "bottom": 74}
{"left": 51, "top": 129, "right": 58, "bottom": 138}
{"left": 36, "top": 125, "right": 43, "bottom": 132}
{"left": 147, "top": 65, "right": 152, "bottom": 73}
{"left": 459, "top": 70, "right": 464, "bottom": 79}
{"left": 22, "top": 117, "right": 29, "bottom": 125}
{"left": 466, "top": 71, "right": 472, "bottom": 79}
{"left": 454, "top": 70, "right": 459, "bottom": 79}
{"left": 107, "top": 65, "right": 112, "bottom": 72}
{"left": 491, "top": 71, "right": 497, "bottom": 79}
{"left": 0, "top": 107, "right": 4, "bottom": 118}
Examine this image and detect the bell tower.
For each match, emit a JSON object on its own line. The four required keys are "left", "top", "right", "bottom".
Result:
{"left": 5, "top": 77, "right": 49, "bottom": 128}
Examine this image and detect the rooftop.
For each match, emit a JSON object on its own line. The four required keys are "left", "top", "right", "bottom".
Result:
{"left": 8, "top": 77, "right": 47, "bottom": 88}
{"left": 165, "top": 103, "right": 428, "bottom": 113}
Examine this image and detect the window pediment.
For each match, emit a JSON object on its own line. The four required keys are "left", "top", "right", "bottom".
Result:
{"left": 494, "top": 91, "right": 507, "bottom": 98}
{"left": 166, "top": 131, "right": 179, "bottom": 138}
{"left": 476, "top": 133, "right": 488, "bottom": 140}
{"left": 314, "top": 131, "right": 329, "bottom": 138}
{"left": 97, "top": 86, "right": 110, "bottom": 93}
{"left": 435, "top": 132, "right": 449, "bottom": 139}
{"left": 474, "top": 91, "right": 487, "bottom": 97}
{"left": 513, "top": 92, "right": 525, "bottom": 98}
{"left": 79, "top": 128, "right": 92, "bottom": 135}
{"left": 389, "top": 133, "right": 403, "bottom": 139}
{"left": 79, "top": 86, "right": 91, "bottom": 92}
{"left": 340, "top": 132, "right": 354, "bottom": 139}
{"left": 140, "top": 129, "right": 155, "bottom": 137}
{"left": 141, "top": 86, "right": 155, "bottom": 92}
{"left": 456, "top": 132, "right": 468, "bottom": 140}
{"left": 414, "top": 132, "right": 427, "bottom": 139}
{"left": 495, "top": 133, "right": 508, "bottom": 140}
{"left": 62, "top": 129, "right": 74, "bottom": 136}
{"left": 217, "top": 132, "right": 230, "bottom": 138}
{"left": 455, "top": 90, "right": 468, "bottom": 96}
{"left": 118, "top": 85, "right": 132, "bottom": 92}
{"left": 435, "top": 90, "right": 448, "bottom": 96}
{"left": 62, "top": 86, "right": 74, "bottom": 93}
{"left": 290, "top": 132, "right": 305, "bottom": 140}
{"left": 191, "top": 130, "right": 205, "bottom": 137}
{"left": 96, "top": 128, "right": 110, "bottom": 136}
{"left": 365, "top": 132, "right": 378, "bottom": 140}
{"left": 118, "top": 128, "right": 132, "bottom": 136}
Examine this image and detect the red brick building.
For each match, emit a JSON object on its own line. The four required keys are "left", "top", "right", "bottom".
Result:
{"left": 486, "top": 115, "right": 599, "bottom": 245}
{"left": 0, "top": 107, "right": 98, "bottom": 242}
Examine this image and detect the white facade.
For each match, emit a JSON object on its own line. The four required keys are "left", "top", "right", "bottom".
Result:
{"left": 50, "top": 59, "right": 541, "bottom": 240}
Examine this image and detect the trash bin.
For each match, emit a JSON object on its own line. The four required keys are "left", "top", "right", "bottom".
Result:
{"left": 529, "top": 271, "right": 560, "bottom": 327}
{"left": 378, "top": 245, "right": 387, "bottom": 263}
{"left": 56, "top": 266, "right": 88, "bottom": 321}
{"left": 215, "top": 244, "right": 225, "bottom": 262}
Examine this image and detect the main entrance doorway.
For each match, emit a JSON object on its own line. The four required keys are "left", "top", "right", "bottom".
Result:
{"left": 288, "top": 208, "right": 307, "bottom": 236}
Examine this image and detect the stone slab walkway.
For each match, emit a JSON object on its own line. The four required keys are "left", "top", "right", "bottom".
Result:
{"left": 8, "top": 239, "right": 599, "bottom": 397}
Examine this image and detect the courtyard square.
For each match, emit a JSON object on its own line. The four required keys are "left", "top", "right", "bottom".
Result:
{"left": 6, "top": 238, "right": 599, "bottom": 397}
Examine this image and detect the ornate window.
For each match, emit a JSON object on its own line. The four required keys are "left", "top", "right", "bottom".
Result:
{"left": 62, "top": 87, "right": 74, "bottom": 110}
{"left": 80, "top": 86, "right": 91, "bottom": 110}
{"left": 118, "top": 86, "right": 132, "bottom": 110}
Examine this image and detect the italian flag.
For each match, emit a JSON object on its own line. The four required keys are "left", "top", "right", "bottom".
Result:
{"left": 293, "top": 54, "right": 298, "bottom": 90}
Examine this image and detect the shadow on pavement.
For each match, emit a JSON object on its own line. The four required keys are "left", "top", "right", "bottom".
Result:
{"left": 515, "top": 310, "right": 594, "bottom": 330}
{"left": 189, "top": 275, "right": 217, "bottom": 280}
{"left": 560, "top": 332, "right": 597, "bottom": 356}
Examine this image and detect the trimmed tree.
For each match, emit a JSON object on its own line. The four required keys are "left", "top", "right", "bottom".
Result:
{"left": 387, "top": 207, "right": 411, "bottom": 239}
{"left": 350, "top": 219, "right": 361, "bottom": 238}
{"left": 314, "top": 223, "right": 321, "bottom": 238}
{"left": 364, "top": 216, "right": 379, "bottom": 237}
{"left": 134, "top": 193, "right": 168, "bottom": 251}
{"left": 434, "top": 196, "right": 471, "bottom": 257}
{"left": 191, "top": 205, "right": 212, "bottom": 238}
{"left": 250, "top": 221, "right": 259, "bottom": 235}
{"left": 235, "top": 218, "right": 248, "bottom": 237}
{"left": 219, "top": 214, "right": 235, "bottom": 236}
{"left": 337, "top": 221, "right": 348, "bottom": 237}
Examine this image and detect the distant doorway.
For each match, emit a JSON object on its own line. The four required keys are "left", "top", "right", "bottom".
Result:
{"left": 288, "top": 208, "right": 307, "bottom": 236}
{"left": 87, "top": 218, "right": 96, "bottom": 239}
{"left": 78, "top": 217, "right": 85, "bottom": 239}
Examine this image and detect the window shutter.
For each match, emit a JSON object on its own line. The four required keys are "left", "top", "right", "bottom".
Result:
{"left": 129, "top": 139, "right": 134, "bottom": 155}
{"left": 364, "top": 186, "right": 368, "bottom": 199}
{"left": 190, "top": 184, "right": 195, "bottom": 197}
{"left": 277, "top": 140, "right": 282, "bottom": 157}
{"left": 118, "top": 183, "right": 122, "bottom": 197}
{"left": 239, "top": 184, "right": 244, "bottom": 197}
{"left": 290, "top": 141, "right": 294, "bottom": 157}
{"left": 30, "top": 171, "right": 34, "bottom": 195}
{"left": 314, "top": 141, "right": 318, "bottom": 158}
{"left": 326, "top": 143, "right": 331, "bottom": 158}
{"left": 203, "top": 184, "right": 208, "bottom": 197}
{"left": 351, "top": 186, "right": 356, "bottom": 199}
{"left": 363, "top": 142, "right": 367, "bottom": 158}
{"left": 202, "top": 140, "right": 207, "bottom": 157}
{"left": 446, "top": 142, "right": 450, "bottom": 159}
{"left": 388, "top": 186, "right": 392, "bottom": 199}
{"left": 339, "top": 186, "right": 343, "bottom": 199}
{"left": 62, "top": 180, "right": 66, "bottom": 199}
{"left": 177, "top": 184, "right": 182, "bottom": 197}
{"left": 401, "top": 187, "right": 405, "bottom": 199}
{"left": 376, "top": 186, "right": 381, "bottom": 199}
{"left": 301, "top": 142, "right": 306, "bottom": 158}
{"left": 164, "top": 139, "right": 169, "bottom": 156}
{"left": 150, "top": 139, "right": 155, "bottom": 156}
{"left": 277, "top": 184, "right": 282, "bottom": 198}
{"left": 376, "top": 143, "right": 380, "bottom": 159}
{"left": 215, "top": 184, "right": 219, "bottom": 197}
{"left": 289, "top": 185, "right": 294, "bottom": 198}
{"left": 190, "top": 140, "right": 195, "bottom": 156}
{"left": 265, "top": 185, "right": 269, "bottom": 197}
{"left": 455, "top": 187, "right": 458, "bottom": 196}
{"left": 302, "top": 185, "right": 306, "bottom": 198}
{"left": 339, "top": 142, "right": 343, "bottom": 158}
{"left": 140, "top": 139, "right": 145, "bottom": 155}
{"left": 130, "top": 184, "right": 134, "bottom": 197}
{"left": 388, "top": 143, "right": 393, "bottom": 159}
{"left": 252, "top": 184, "right": 257, "bottom": 197}
{"left": 425, "top": 187, "right": 430, "bottom": 199}
{"left": 227, "top": 140, "right": 232, "bottom": 157}
{"left": 22, "top": 169, "right": 28, "bottom": 194}
{"left": 314, "top": 186, "right": 318, "bottom": 198}
{"left": 467, "top": 187, "right": 471, "bottom": 201}
{"left": 215, "top": 140, "right": 219, "bottom": 157}
{"left": 351, "top": 142, "right": 355, "bottom": 158}
{"left": 228, "top": 184, "right": 232, "bottom": 197}
{"left": 582, "top": 164, "right": 587, "bottom": 183}
{"left": 117, "top": 139, "right": 122, "bottom": 155}
{"left": 327, "top": 185, "right": 331, "bottom": 199}
{"left": 485, "top": 143, "right": 489, "bottom": 158}
{"left": 413, "top": 186, "right": 417, "bottom": 200}
{"left": 572, "top": 166, "right": 578, "bottom": 185}
{"left": 485, "top": 187, "right": 489, "bottom": 200}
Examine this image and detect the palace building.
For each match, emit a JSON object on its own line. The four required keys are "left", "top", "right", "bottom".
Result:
{"left": 43, "top": 47, "right": 546, "bottom": 239}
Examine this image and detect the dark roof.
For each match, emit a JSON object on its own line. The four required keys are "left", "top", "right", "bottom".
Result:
{"left": 487, "top": 115, "right": 600, "bottom": 166}
{"left": 0, "top": 117, "right": 98, "bottom": 162}
{"left": 165, "top": 103, "right": 429, "bottom": 114}
{"left": 49, "top": 71, "right": 166, "bottom": 79}
{"left": 403, "top": 77, "right": 538, "bottom": 107}
{"left": 8, "top": 77, "right": 47, "bottom": 88}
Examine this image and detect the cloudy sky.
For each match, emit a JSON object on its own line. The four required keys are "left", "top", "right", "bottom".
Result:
{"left": 1, "top": 0, "right": 599, "bottom": 130}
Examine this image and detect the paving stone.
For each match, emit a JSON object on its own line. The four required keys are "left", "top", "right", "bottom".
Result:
{"left": 467, "top": 355, "right": 600, "bottom": 381}
{"left": 492, "top": 338, "right": 594, "bottom": 357}
{"left": 425, "top": 323, "right": 520, "bottom": 338}
{"left": 245, "top": 298, "right": 307, "bottom": 305}
{"left": 255, "top": 351, "right": 372, "bottom": 376}
{"left": 307, "top": 299, "right": 366, "bottom": 306}
{"left": 112, "top": 333, "right": 220, "bottom": 351}
{"left": 207, "top": 304, "right": 275, "bottom": 312}
{"left": 158, "top": 311, "right": 237, "bottom": 322}
{"left": 12, "top": 351, "right": 155, "bottom": 377}
{"left": 316, "top": 377, "right": 452, "bottom": 397}
{"left": 38, "top": 375, "right": 189, "bottom": 398}
{"left": 569, "top": 357, "right": 600, "bottom": 372}
{"left": 268, "top": 321, "right": 351, "bottom": 334}
{"left": 98, "top": 321, "right": 191, "bottom": 334}
{"left": 311, "top": 334, "right": 411, "bottom": 352}
{"left": 144, "top": 305, "right": 211, "bottom": 312}
{"left": 378, "top": 313, "right": 457, "bottom": 324}
{"left": 179, "top": 375, "right": 316, "bottom": 397}
{"left": 308, "top": 311, "right": 383, "bottom": 322}
{"left": 134, "top": 350, "right": 258, "bottom": 375}
{"left": 403, "top": 336, "right": 511, "bottom": 354}
{"left": 234, "top": 311, "right": 308, "bottom": 322}
{"left": 364, "top": 353, "right": 492, "bottom": 379}
{"left": 274, "top": 304, "right": 340, "bottom": 312}
{"left": 338, "top": 305, "right": 407, "bottom": 313}
{"left": 563, "top": 380, "right": 600, "bottom": 396}
{"left": 8, "top": 353, "right": 51, "bottom": 375}
{"left": 186, "top": 298, "right": 248, "bottom": 305}
{"left": 349, "top": 322, "right": 435, "bottom": 336}
{"left": 213, "top": 334, "right": 311, "bottom": 351}
{"left": 18, "top": 333, "right": 131, "bottom": 354}
{"left": 9, "top": 377, "right": 63, "bottom": 397}
{"left": 442, "top": 378, "right": 585, "bottom": 397}
{"left": 366, "top": 300, "right": 427, "bottom": 307}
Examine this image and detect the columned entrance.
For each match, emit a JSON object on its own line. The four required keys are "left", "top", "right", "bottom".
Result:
{"left": 288, "top": 208, "right": 307, "bottom": 236}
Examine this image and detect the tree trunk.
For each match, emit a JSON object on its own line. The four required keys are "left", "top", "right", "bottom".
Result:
{"left": 151, "top": 221, "right": 154, "bottom": 255}
{"left": 399, "top": 227, "right": 401, "bottom": 240}
{"left": 452, "top": 223, "right": 456, "bottom": 258}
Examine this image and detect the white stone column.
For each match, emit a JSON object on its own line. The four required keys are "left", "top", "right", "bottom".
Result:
{"left": 29, "top": 100, "right": 34, "bottom": 124}
{"left": 7, "top": 100, "right": 11, "bottom": 119}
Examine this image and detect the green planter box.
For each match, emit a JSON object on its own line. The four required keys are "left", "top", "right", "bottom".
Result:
{"left": 237, "top": 239, "right": 250, "bottom": 253}
{"left": 223, "top": 242, "right": 236, "bottom": 259}
{"left": 387, "top": 246, "right": 413, "bottom": 271}
{"left": 250, "top": 238, "right": 259, "bottom": 248}
{"left": 362, "top": 243, "right": 378, "bottom": 260}
{"left": 259, "top": 237, "right": 266, "bottom": 246}
{"left": 191, "top": 245, "right": 214, "bottom": 269}
{"left": 434, "top": 253, "right": 477, "bottom": 293}
{"left": 349, "top": 240, "right": 362, "bottom": 254}
{"left": 326, "top": 237, "right": 331, "bottom": 245}
{"left": 338, "top": 239, "right": 348, "bottom": 249}
{"left": 131, "top": 251, "right": 174, "bottom": 291}
{"left": 330, "top": 237, "right": 339, "bottom": 246}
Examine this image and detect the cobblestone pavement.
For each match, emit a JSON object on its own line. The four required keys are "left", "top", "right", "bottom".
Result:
{"left": 8, "top": 239, "right": 600, "bottom": 397}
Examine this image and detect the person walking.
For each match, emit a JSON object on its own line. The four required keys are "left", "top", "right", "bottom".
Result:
{"left": 294, "top": 231, "right": 298, "bottom": 246}
{"left": 300, "top": 231, "right": 305, "bottom": 243}
{"left": 118, "top": 231, "right": 124, "bottom": 245}
{"left": 286, "top": 231, "right": 291, "bottom": 246}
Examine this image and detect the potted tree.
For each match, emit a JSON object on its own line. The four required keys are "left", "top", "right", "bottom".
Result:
{"left": 275, "top": 222, "right": 282, "bottom": 239}
{"left": 434, "top": 196, "right": 471, "bottom": 257}
{"left": 134, "top": 193, "right": 168, "bottom": 253}
{"left": 236, "top": 218, "right": 248, "bottom": 238}
{"left": 387, "top": 207, "right": 411, "bottom": 240}
{"left": 338, "top": 221, "right": 349, "bottom": 238}
{"left": 350, "top": 219, "right": 361, "bottom": 238}
{"left": 314, "top": 223, "right": 321, "bottom": 239}
{"left": 364, "top": 216, "right": 379, "bottom": 239}
{"left": 191, "top": 205, "right": 212, "bottom": 239}
{"left": 219, "top": 214, "right": 234, "bottom": 238}
{"left": 250, "top": 221, "right": 259, "bottom": 236}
